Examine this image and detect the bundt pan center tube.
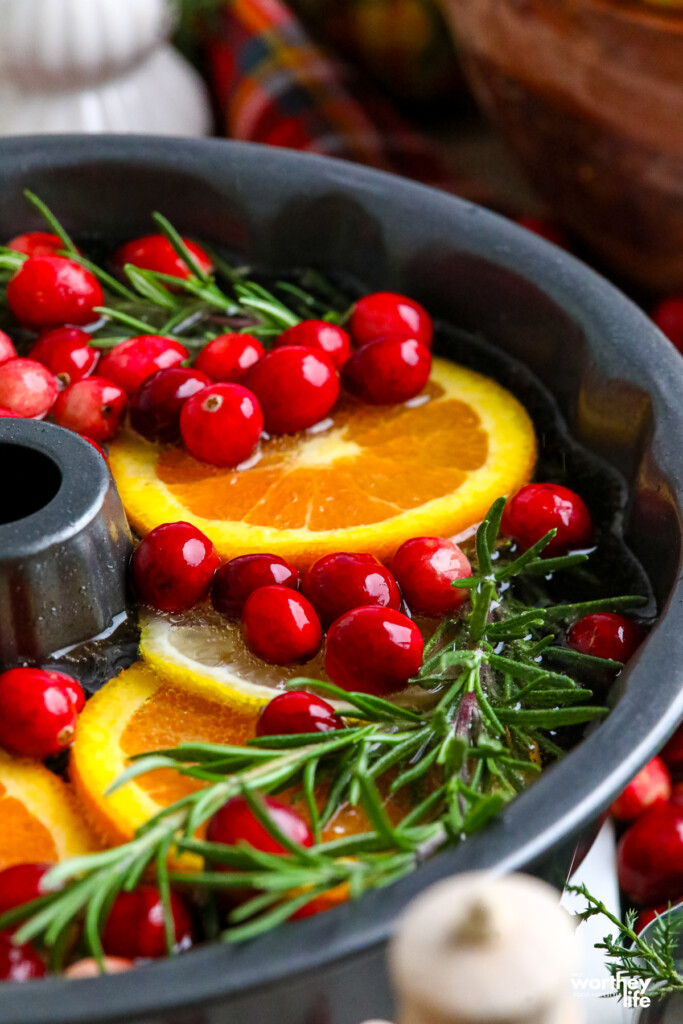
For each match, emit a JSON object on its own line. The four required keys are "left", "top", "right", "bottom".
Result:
{"left": 0, "top": 135, "right": 682, "bottom": 1024}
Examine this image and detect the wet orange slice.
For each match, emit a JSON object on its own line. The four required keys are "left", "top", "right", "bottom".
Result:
{"left": 0, "top": 752, "right": 97, "bottom": 869}
{"left": 109, "top": 358, "right": 536, "bottom": 566}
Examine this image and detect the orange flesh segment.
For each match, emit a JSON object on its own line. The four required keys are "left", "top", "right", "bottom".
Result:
{"left": 0, "top": 783, "right": 58, "bottom": 867}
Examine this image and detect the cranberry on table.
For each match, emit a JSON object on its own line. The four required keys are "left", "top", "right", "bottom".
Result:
{"left": 7, "top": 256, "right": 103, "bottom": 329}
{"left": 0, "top": 359, "right": 58, "bottom": 418}
{"left": 567, "top": 612, "right": 644, "bottom": 663}
{"left": 133, "top": 521, "right": 219, "bottom": 613}
{"left": 245, "top": 346, "right": 339, "bottom": 434}
{"left": 501, "top": 483, "right": 593, "bottom": 557}
{"left": 211, "top": 553, "right": 299, "bottom": 620}
{"left": 99, "top": 335, "right": 189, "bottom": 396}
{"left": 129, "top": 366, "right": 210, "bottom": 444}
{"left": 325, "top": 606, "right": 423, "bottom": 696}
{"left": 392, "top": 537, "right": 472, "bottom": 616}
{"left": 52, "top": 376, "right": 127, "bottom": 441}
{"left": 275, "top": 321, "right": 352, "bottom": 370}
{"left": 6, "top": 231, "right": 66, "bottom": 259}
{"left": 652, "top": 296, "right": 683, "bottom": 352}
{"left": 101, "top": 885, "right": 194, "bottom": 960}
{"left": 180, "top": 383, "right": 263, "bottom": 467}
{"left": 257, "top": 691, "right": 344, "bottom": 737}
{"left": 618, "top": 801, "right": 683, "bottom": 904}
{"left": 194, "top": 334, "right": 265, "bottom": 384}
{"left": 29, "top": 327, "right": 99, "bottom": 387}
{"left": 350, "top": 292, "right": 433, "bottom": 349}
{"left": 0, "top": 667, "right": 80, "bottom": 760}
{"left": 0, "top": 863, "right": 57, "bottom": 914}
{"left": 242, "top": 586, "right": 321, "bottom": 665}
{"left": 0, "top": 931, "right": 46, "bottom": 982}
{"left": 610, "top": 756, "right": 671, "bottom": 821}
{"left": 302, "top": 552, "right": 400, "bottom": 627}
{"left": 0, "top": 332, "right": 16, "bottom": 366}
{"left": 343, "top": 336, "right": 431, "bottom": 406}
{"left": 207, "top": 794, "right": 313, "bottom": 856}
{"left": 113, "top": 234, "right": 213, "bottom": 281}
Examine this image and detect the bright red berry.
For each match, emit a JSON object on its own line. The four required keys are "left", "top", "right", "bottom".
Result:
{"left": 350, "top": 292, "right": 433, "bottom": 349}
{"left": 7, "top": 256, "right": 103, "bottom": 329}
{"left": 207, "top": 795, "right": 313, "bottom": 856}
{"left": 82, "top": 436, "right": 107, "bottom": 459}
{"left": 211, "top": 554, "right": 299, "bottom": 620}
{"left": 567, "top": 612, "right": 644, "bottom": 663}
{"left": 661, "top": 725, "right": 683, "bottom": 775}
{"left": 133, "top": 521, "right": 219, "bottom": 613}
{"left": 610, "top": 756, "right": 671, "bottom": 821}
{"left": 129, "top": 366, "right": 210, "bottom": 443}
{"left": 0, "top": 864, "right": 58, "bottom": 915}
{"left": 501, "top": 483, "right": 593, "bottom": 557}
{"left": 245, "top": 346, "right": 339, "bottom": 434}
{"left": 52, "top": 376, "right": 127, "bottom": 441}
{"left": 257, "top": 691, "right": 344, "bottom": 737}
{"left": 113, "top": 234, "right": 213, "bottom": 282}
{"left": 515, "top": 216, "right": 569, "bottom": 249}
{"left": 0, "top": 359, "right": 58, "bottom": 418}
{"left": 6, "top": 232, "right": 68, "bottom": 258}
{"left": 302, "top": 552, "right": 400, "bottom": 627}
{"left": 343, "top": 336, "right": 431, "bottom": 405}
{"left": 0, "top": 408, "right": 21, "bottom": 418}
{"left": 99, "top": 336, "right": 189, "bottom": 396}
{"left": 101, "top": 886, "right": 193, "bottom": 959}
{"left": 0, "top": 332, "right": 16, "bottom": 365}
{"left": 194, "top": 334, "right": 265, "bottom": 384}
{"left": 0, "top": 932, "right": 46, "bottom": 982}
{"left": 42, "top": 669, "right": 85, "bottom": 713}
{"left": 618, "top": 801, "right": 683, "bottom": 905}
{"left": 0, "top": 668, "right": 80, "bottom": 759}
{"left": 392, "top": 537, "right": 472, "bottom": 616}
{"left": 29, "top": 327, "right": 98, "bottom": 387}
{"left": 652, "top": 296, "right": 683, "bottom": 352}
{"left": 325, "top": 606, "right": 423, "bottom": 696}
{"left": 275, "top": 321, "right": 352, "bottom": 370}
{"left": 242, "top": 586, "right": 321, "bottom": 665}
{"left": 180, "top": 383, "right": 263, "bottom": 467}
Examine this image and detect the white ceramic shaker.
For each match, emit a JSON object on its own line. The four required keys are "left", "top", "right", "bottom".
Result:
{"left": 0, "top": 0, "right": 212, "bottom": 136}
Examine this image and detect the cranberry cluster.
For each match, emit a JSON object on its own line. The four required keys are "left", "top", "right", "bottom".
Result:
{"left": 0, "top": 230, "right": 435, "bottom": 467}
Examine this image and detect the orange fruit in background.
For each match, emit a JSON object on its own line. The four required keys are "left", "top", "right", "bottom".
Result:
{"left": 109, "top": 358, "right": 536, "bottom": 567}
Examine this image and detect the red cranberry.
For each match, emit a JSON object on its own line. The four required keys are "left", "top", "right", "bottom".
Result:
{"left": 618, "top": 801, "right": 683, "bottom": 905}
{"left": 0, "top": 332, "right": 16, "bottom": 366}
{"left": 211, "top": 554, "right": 299, "bottom": 620}
{"left": 302, "top": 552, "right": 400, "bottom": 627}
{"left": 0, "top": 667, "right": 79, "bottom": 759}
{"left": 0, "top": 932, "right": 46, "bottom": 982}
{"left": 515, "top": 215, "right": 569, "bottom": 249}
{"left": 0, "top": 864, "right": 57, "bottom": 914}
{"left": 113, "top": 234, "right": 213, "bottom": 281}
{"left": 194, "top": 334, "right": 265, "bottom": 384}
{"left": 242, "top": 586, "right": 321, "bottom": 665}
{"left": 257, "top": 691, "right": 344, "bottom": 737}
{"left": 350, "top": 292, "right": 433, "bottom": 349}
{"left": 180, "top": 383, "right": 263, "bottom": 467}
{"left": 567, "top": 612, "right": 645, "bottom": 663}
{"left": 52, "top": 377, "right": 127, "bottom": 441}
{"left": 275, "top": 321, "right": 352, "bottom": 370}
{"left": 245, "top": 346, "right": 339, "bottom": 434}
{"left": 101, "top": 886, "right": 193, "bottom": 959}
{"left": 29, "top": 327, "right": 98, "bottom": 387}
{"left": 392, "top": 537, "right": 472, "bottom": 616}
{"left": 133, "top": 522, "right": 219, "bottom": 613}
{"left": 652, "top": 296, "right": 683, "bottom": 352}
{"left": 610, "top": 757, "right": 671, "bottom": 821}
{"left": 7, "top": 256, "right": 103, "bottom": 329}
{"left": 0, "top": 359, "right": 58, "bottom": 418}
{"left": 6, "top": 231, "right": 65, "bottom": 259}
{"left": 83, "top": 436, "right": 107, "bottom": 459}
{"left": 661, "top": 725, "right": 683, "bottom": 775}
{"left": 0, "top": 408, "right": 21, "bottom": 419}
{"left": 325, "top": 606, "right": 423, "bottom": 696}
{"left": 129, "top": 366, "right": 210, "bottom": 444}
{"left": 207, "top": 795, "right": 313, "bottom": 856}
{"left": 343, "top": 336, "right": 431, "bottom": 405}
{"left": 501, "top": 483, "right": 593, "bottom": 557}
{"left": 99, "top": 336, "right": 189, "bottom": 396}
{"left": 49, "top": 670, "right": 85, "bottom": 712}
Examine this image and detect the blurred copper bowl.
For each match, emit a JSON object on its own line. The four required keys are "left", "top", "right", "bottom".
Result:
{"left": 442, "top": 0, "right": 683, "bottom": 292}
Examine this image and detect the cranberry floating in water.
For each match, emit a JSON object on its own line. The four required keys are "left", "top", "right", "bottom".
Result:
{"left": 207, "top": 795, "right": 313, "bottom": 856}
{"left": 30, "top": 327, "right": 98, "bottom": 386}
{"left": 392, "top": 537, "right": 472, "bottom": 616}
{"left": 52, "top": 376, "right": 127, "bottom": 441}
{"left": 275, "top": 321, "right": 352, "bottom": 370}
{"left": 0, "top": 668, "right": 80, "bottom": 760}
{"left": 245, "top": 346, "right": 339, "bottom": 434}
{"left": 343, "top": 336, "right": 431, "bottom": 405}
{"left": 325, "top": 606, "right": 423, "bottom": 696}
{"left": 212, "top": 554, "right": 299, "bottom": 620}
{"left": 501, "top": 483, "right": 593, "bottom": 557}
{"left": 257, "top": 691, "right": 344, "bottom": 737}
{"left": 99, "top": 336, "right": 189, "bottom": 396}
{"left": 101, "top": 886, "right": 194, "bottom": 959}
{"left": 129, "top": 366, "right": 210, "bottom": 444}
{"left": 0, "top": 863, "right": 57, "bottom": 915}
{"left": 6, "top": 231, "right": 66, "bottom": 259}
{"left": 302, "top": 552, "right": 400, "bottom": 627}
{"left": 195, "top": 334, "right": 265, "bottom": 384}
{"left": 133, "top": 521, "right": 219, "bottom": 613}
{"left": 180, "top": 382, "right": 263, "bottom": 467}
{"left": 242, "top": 586, "right": 321, "bottom": 665}
{"left": 7, "top": 256, "right": 103, "bottom": 329}
{"left": 567, "top": 612, "right": 644, "bottom": 663}
{"left": 350, "top": 292, "right": 433, "bottom": 349}
{"left": 0, "top": 358, "right": 58, "bottom": 418}
{"left": 113, "top": 234, "right": 213, "bottom": 281}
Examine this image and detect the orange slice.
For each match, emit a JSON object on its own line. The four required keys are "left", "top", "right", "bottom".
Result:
{"left": 0, "top": 751, "right": 97, "bottom": 869}
{"left": 109, "top": 358, "right": 536, "bottom": 566}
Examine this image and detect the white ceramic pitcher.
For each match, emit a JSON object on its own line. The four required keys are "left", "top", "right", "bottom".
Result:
{"left": 0, "top": 0, "right": 212, "bottom": 136}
